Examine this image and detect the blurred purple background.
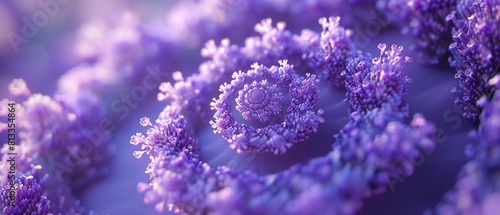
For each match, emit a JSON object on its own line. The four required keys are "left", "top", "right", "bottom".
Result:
{"left": 0, "top": 0, "right": 477, "bottom": 214}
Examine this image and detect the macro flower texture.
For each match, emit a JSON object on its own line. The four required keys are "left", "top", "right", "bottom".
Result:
{"left": 0, "top": 0, "right": 499, "bottom": 215}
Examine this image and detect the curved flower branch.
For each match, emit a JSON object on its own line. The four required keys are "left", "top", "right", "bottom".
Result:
{"left": 132, "top": 16, "right": 436, "bottom": 215}
{"left": 426, "top": 90, "right": 500, "bottom": 215}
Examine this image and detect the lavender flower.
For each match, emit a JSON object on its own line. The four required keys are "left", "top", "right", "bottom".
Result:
{"left": 1, "top": 168, "right": 51, "bottom": 215}
{"left": 306, "top": 16, "right": 358, "bottom": 86}
{"left": 132, "top": 107, "right": 435, "bottom": 214}
{"left": 4, "top": 0, "right": 485, "bottom": 213}
{"left": 448, "top": 0, "right": 500, "bottom": 121}
{"left": 344, "top": 43, "right": 412, "bottom": 114}
{"left": 210, "top": 61, "right": 324, "bottom": 154}
{"left": 132, "top": 17, "right": 436, "bottom": 214}
{"left": 0, "top": 164, "right": 93, "bottom": 215}
{"left": 422, "top": 0, "right": 500, "bottom": 205}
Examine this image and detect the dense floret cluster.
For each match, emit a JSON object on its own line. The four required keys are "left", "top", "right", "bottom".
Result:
{"left": 0, "top": 165, "right": 90, "bottom": 215}
{"left": 448, "top": 0, "right": 500, "bottom": 120}
{"left": 344, "top": 43, "right": 412, "bottom": 114}
{"left": 210, "top": 61, "right": 324, "bottom": 154}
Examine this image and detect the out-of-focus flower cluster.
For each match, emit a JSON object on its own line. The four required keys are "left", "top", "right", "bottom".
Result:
{"left": 161, "top": 0, "right": 379, "bottom": 47}
{"left": 377, "top": 0, "right": 457, "bottom": 64}
{"left": 0, "top": 11, "right": 168, "bottom": 214}
{"left": 422, "top": 1, "right": 500, "bottom": 214}
{"left": 0, "top": 72, "right": 112, "bottom": 213}
{"left": 426, "top": 91, "right": 500, "bottom": 215}
{"left": 131, "top": 15, "right": 437, "bottom": 214}
{"left": 378, "top": 0, "right": 499, "bottom": 119}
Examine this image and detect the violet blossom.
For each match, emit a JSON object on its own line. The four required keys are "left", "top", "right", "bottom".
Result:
{"left": 0, "top": 164, "right": 91, "bottom": 214}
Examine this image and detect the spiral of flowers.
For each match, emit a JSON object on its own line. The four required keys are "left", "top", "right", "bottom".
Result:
{"left": 235, "top": 79, "right": 283, "bottom": 123}
{"left": 210, "top": 61, "right": 324, "bottom": 154}
{"left": 132, "top": 16, "right": 436, "bottom": 215}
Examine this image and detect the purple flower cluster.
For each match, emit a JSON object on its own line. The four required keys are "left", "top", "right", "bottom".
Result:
{"left": 0, "top": 9, "right": 188, "bottom": 206}
{"left": 210, "top": 61, "right": 324, "bottom": 154}
{"left": 132, "top": 16, "right": 436, "bottom": 214}
{"left": 1, "top": 78, "right": 110, "bottom": 187}
{"left": 1, "top": 165, "right": 91, "bottom": 215}
{"left": 344, "top": 43, "right": 412, "bottom": 114}
{"left": 307, "top": 17, "right": 358, "bottom": 86}
{"left": 0, "top": 13, "right": 162, "bottom": 211}
{"left": 1, "top": 167, "right": 52, "bottom": 215}
{"left": 448, "top": 0, "right": 500, "bottom": 121}
{"left": 375, "top": 0, "right": 499, "bottom": 121}
{"left": 0, "top": 74, "right": 112, "bottom": 213}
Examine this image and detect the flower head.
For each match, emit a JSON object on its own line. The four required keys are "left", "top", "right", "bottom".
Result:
{"left": 0, "top": 165, "right": 91, "bottom": 215}
{"left": 448, "top": 0, "right": 500, "bottom": 120}
{"left": 344, "top": 43, "right": 412, "bottom": 114}
{"left": 210, "top": 61, "right": 324, "bottom": 154}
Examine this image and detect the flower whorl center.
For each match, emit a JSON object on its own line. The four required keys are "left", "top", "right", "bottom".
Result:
{"left": 236, "top": 79, "right": 283, "bottom": 123}
{"left": 210, "top": 60, "right": 324, "bottom": 154}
